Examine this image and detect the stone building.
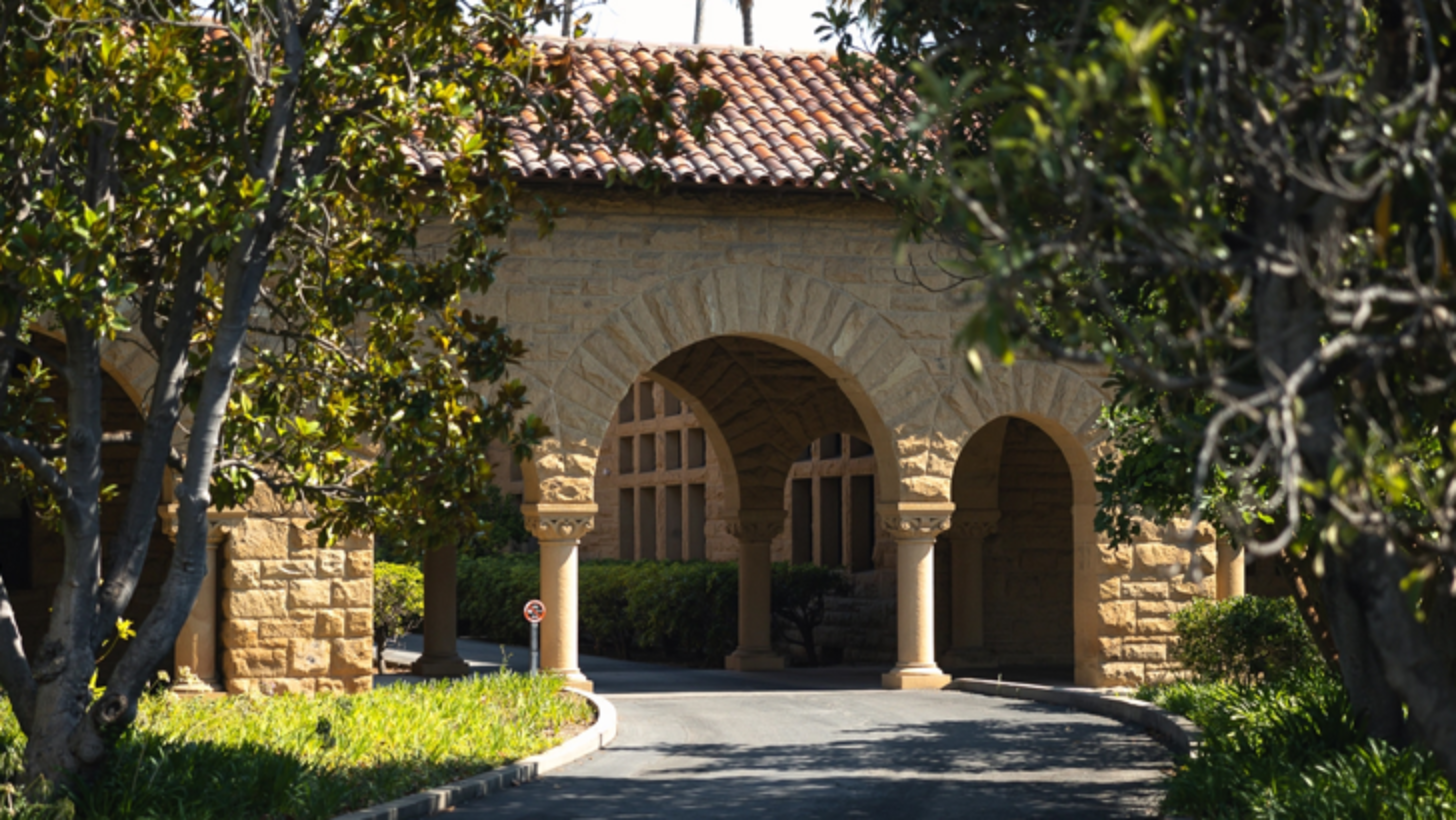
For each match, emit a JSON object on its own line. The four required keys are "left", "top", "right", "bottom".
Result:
{"left": 18, "top": 36, "right": 1250, "bottom": 696}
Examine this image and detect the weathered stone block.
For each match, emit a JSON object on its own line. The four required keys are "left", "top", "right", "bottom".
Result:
{"left": 330, "top": 638, "right": 373, "bottom": 677}
{"left": 229, "top": 519, "right": 290, "bottom": 560}
{"left": 1139, "top": 618, "right": 1178, "bottom": 636}
{"left": 260, "top": 618, "right": 314, "bottom": 641}
{"left": 261, "top": 560, "right": 313, "bottom": 581}
{"left": 288, "top": 579, "right": 332, "bottom": 609}
{"left": 221, "top": 619, "right": 259, "bottom": 649}
{"left": 345, "top": 551, "right": 372, "bottom": 579}
{"left": 1099, "top": 545, "right": 1133, "bottom": 571}
{"left": 289, "top": 639, "right": 331, "bottom": 677}
{"left": 1099, "top": 662, "right": 1145, "bottom": 687}
{"left": 316, "top": 610, "right": 345, "bottom": 638}
{"left": 1137, "top": 599, "right": 1182, "bottom": 618}
{"left": 316, "top": 679, "right": 346, "bottom": 694}
{"left": 345, "top": 610, "right": 373, "bottom": 638}
{"left": 331, "top": 579, "right": 371, "bottom": 608}
{"left": 1098, "top": 601, "right": 1137, "bottom": 634}
{"left": 343, "top": 675, "right": 373, "bottom": 694}
{"left": 1098, "top": 577, "right": 1121, "bottom": 601}
{"left": 222, "top": 647, "right": 287, "bottom": 678}
{"left": 317, "top": 550, "right": 345, "bottom": 579}
{"left": 224, "top": 561, "right": 261, "bottom": 591}
{"left": 223, "top": 590, "right": 287, "bottom": 620}
{"left": 1122, "top": 581, "right": 1170, "bottom": 600}
{"left": 1121, "top": 642, "right": 1168, "bottom": 662}
{"left": 1135, "top": 543, "right": 1191, "bottom": 574}
{"left": 1098, "top": 636, "right": 1124, "bottom": 660}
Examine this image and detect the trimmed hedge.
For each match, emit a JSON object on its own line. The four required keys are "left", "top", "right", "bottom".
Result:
{"left": 1172, "top": 595, "right": 1322, "bottom": 685}
{"left": 457, "top": 555, "right": 849, "bottom": 666}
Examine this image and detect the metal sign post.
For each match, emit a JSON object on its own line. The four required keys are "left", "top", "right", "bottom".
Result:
{"left": 523, "top": 599, "right": 546, "bottom": 675}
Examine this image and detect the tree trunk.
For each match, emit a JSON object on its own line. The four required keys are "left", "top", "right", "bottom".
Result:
{"left": 560, "top": 0, "right": 572, "bottom": 37}
{"left": 739, "top": 1, "right": 753, "bottom": 46}
{"left": 693, "top": 0, "right": 706, "bottom": 44}
{"left": 1275, "top": 549, "right": 1340, "bottom": 669}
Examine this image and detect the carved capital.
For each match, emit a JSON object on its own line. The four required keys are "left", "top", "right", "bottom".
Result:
{"left": 523, "top": 502, "right": 598, "bottom": 542}
{"left": 726, "top": 509, "right": 786, "bottom": 544}
{"left": 879, "top": 502, "right": 955, "bottom": 538}
{"left": 158, "top": 506, "right": 246, "bottom": 546}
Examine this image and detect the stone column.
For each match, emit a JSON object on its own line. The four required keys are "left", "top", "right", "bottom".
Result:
{"left": 1071, "top": 501, "right": 1102, "bottom": 687}
{"left": 940, "top": 509, "right": 999, "bottom": 672}
{"left": 166, "top": 507, "right": 244, "bottom": 694}
{"left": 525, "top": 503, "right": 596, "bottom": 692}
{"left": 725, "top": 509, "right": 786, "bottom": 671}
{"left": 411, "top": 540, "right": 470, "bottom": 678}
{"left": 1215, "top": 537, "right": 1245, "bottom": 600}
{"left": 881, "top": 502, "right": 954, "bottom": 690}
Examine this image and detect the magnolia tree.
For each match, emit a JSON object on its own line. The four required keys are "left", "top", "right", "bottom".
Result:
{"left": 0, "top": 0, "right": 718, "bottom": 785}
{"left": 820, "top": 0, "right": 1456, "bottom": 780}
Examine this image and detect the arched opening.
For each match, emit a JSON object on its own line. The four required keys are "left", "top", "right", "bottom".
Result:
{"left": 572, "top": 334, "right": 888, "bottom": 669}
{"left": 2, "top": 336, "right": 175, "bottom": 680}
{"left": 939, "top": 416, "right": 1075, "bottom": 681}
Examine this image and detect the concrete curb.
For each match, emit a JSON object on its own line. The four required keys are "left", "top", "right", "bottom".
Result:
{"left": 332, "top": 688, "right": 618, "bottom": 820}
{"left": 948, "top": 678, "right": 1202, "bottom": 759}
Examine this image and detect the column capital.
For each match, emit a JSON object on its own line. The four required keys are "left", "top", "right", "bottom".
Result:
{"left": 726, "top": 509, "right": 786, "bottom": 544}
{"left": 879, "top": 502, "right": 956, "bottom": 539}
{"left": 951, "top": 509, "right": 1001, "bottom": 540}
{"left": 522, "top": 502, "right": 597, "bottom": 542}
{"left": 158, "top": 505, "right": 246, "bottom": 546}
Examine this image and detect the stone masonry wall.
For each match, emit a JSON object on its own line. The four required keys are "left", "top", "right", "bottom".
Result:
{"left": 220, "top": 506, "right": 375, "bottom": 695}
{"left": 1096, "top": 520, "right": 1218, "bottom": 686}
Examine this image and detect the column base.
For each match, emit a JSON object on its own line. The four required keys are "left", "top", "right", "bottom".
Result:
{"left": 724, "top": 648, "right": 786, "bottom": 671}
{"left": 882, "top": 664, "right": 952, "bottom": 690}
{"left": 171, "top": 678, "right": 224, "bottom": 697}
{"left": 554, "top": 669, "right": 594, "bottom": 693}
{"left": 410, "top": 654, "right": 471, "bottom": 678}
{"left": 940, "top": 646, "right": 999, "bottom": 674}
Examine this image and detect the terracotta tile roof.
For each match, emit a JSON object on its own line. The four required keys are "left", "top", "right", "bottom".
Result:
{"left": 498, "top": 37, "right": 892, "bottom": 189}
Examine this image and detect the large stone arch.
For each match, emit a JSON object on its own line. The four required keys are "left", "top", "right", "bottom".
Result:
{"left": 520, "top": 266, "right": 940, "bottom": 509}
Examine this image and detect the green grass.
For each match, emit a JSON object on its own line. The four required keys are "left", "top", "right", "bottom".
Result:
{"left": 0, "top": 672, "right": 592, "bottom": 819}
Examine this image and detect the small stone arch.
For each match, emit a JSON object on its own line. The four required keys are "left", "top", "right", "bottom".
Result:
{"left": 524, "top": 266, "right": 940, "bottom": 510}
{"left": 26, "top": 326, "right": 159, "bottom": 415}
{"left": 937, "top": 360, "right": 1112, "bottom": 686}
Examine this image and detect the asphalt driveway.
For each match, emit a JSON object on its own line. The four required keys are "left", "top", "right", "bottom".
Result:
{"left": 382, "top": 639, "right": 1170, "bottom": 819}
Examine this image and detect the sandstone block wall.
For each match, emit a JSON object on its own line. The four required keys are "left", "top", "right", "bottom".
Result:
{"left": 220, "top": 515, "right": 374, "bottom": 695}
{"left": 1096, "top": 521, "right": 1218, "bottom": 686}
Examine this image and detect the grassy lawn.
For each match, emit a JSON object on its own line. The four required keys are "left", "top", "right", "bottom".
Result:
{"left": 0, "top": 672, "right": 592, "bottom": 819}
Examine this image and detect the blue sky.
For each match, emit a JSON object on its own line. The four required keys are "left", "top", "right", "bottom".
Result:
{"left": 536, "top": 0, "right": 836, "bottom": 51}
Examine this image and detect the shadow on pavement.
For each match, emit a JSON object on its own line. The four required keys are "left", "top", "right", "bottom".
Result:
{"left": 472, "top": 709, "right": 1166, "bottom": 819}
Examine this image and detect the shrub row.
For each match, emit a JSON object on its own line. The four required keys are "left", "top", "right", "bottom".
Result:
{"left": 1140, "top": 595, "right": 1453, "bottom": 818}
{"left": 457, "top": 555, "right": 849, "bottom": 666}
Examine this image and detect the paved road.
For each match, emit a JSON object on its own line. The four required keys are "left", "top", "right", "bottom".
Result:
{"left": 382, "top": 639, "right": 1169, "bottom": 818}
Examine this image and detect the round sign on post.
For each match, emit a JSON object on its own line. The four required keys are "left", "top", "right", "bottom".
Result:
{"left": 523, "top": 599, "right": 546, "bottom": 624}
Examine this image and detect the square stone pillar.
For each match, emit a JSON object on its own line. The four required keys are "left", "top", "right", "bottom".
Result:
{"left": 881, "top": 502, "right": 954, "bottom": 690}
{"left": 1215, "top": 537, "right": 1245, "bottom": 599}
{"left": 165, "top": 506, "right": 246, "bottom": 694}
{"left": 725, "top": 509, "right": 787, "bottom": 671}
{"left": 524, "top": 503, "right": 597, "bottom": 692}
{"left": 940, "top": 509, "right": 999, "bottom": 672}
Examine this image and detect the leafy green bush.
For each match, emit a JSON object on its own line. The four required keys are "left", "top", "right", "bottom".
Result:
{"left": 1145, "top": 673, "right": 1455, "bottom": 818}
{"left": 373, "top": 562, "right": 425, "bottom": 664}
{"left": 457, "top": 555, "right": 738, "bottom": 664}
{"left": 1172, "top": 595, "right": 1321, "bottom": 685}
{"left": 771, "top": 563, "right": 851, "bottom": 666}
{"left": 0, "top": 673, "right": 590, "bottom": 819}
